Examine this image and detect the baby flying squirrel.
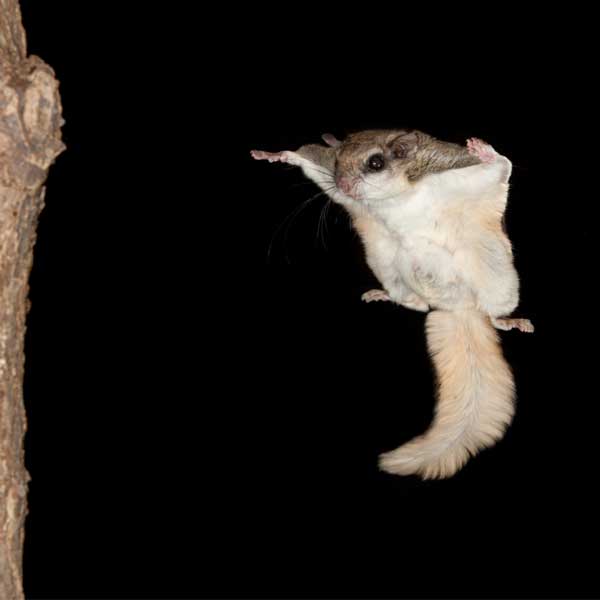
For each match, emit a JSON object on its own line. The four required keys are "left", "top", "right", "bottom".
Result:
{"left": 252, "top": 129, "right": 533, "bottom": 479}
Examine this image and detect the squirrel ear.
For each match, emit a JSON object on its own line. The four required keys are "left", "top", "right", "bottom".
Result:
{"left": 322, "top": 133, "right": 341, "bottom": 147}
{"left": 389, "top": 130, "right": 420, "bottom": 158}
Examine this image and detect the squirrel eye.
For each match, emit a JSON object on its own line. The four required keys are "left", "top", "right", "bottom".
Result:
{"left": 367, "top": 154, "right": 385, "bottom": 172}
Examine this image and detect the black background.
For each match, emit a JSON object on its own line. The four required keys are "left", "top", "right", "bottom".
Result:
{"left": 17, "top": 2, "right": 597, "bottom": 599}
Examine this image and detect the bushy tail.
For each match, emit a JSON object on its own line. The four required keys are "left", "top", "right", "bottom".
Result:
{"left": 379, "top": 310, "right": 515, "bottom": 479}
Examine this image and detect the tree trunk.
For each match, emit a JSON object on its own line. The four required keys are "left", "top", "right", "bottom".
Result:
{"left": 0, "top": 1, "right": 64, "bottom": 597}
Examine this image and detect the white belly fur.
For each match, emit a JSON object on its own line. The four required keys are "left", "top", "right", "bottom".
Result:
{"left": 353, "top": 191, "right": 517, "bottom": 315}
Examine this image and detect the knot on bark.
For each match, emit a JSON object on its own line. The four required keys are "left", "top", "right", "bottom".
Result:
{"left": 0, "top": 56, "right": 65, "bottom": 189}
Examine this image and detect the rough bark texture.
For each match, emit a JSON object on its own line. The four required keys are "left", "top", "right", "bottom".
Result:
{"left": 0, "top": 1, "right": 64, "bottom": 597}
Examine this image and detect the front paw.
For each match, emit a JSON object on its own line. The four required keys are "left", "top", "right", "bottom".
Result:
{"left": 250, "top": 149, "right": 291, "bottom": 163}
{"left": 466, "top": 138, "right": 498, "bottom": 164}
{"left": 492, "top": 317, "right": 534, "bottom": 333}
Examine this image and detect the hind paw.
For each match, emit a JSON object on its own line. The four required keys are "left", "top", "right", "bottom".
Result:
{"left": 492, "top": 317, "right": 534, "bottom": 333}
{"left": 361, "top": 289, "right": 391, "bottom": 303}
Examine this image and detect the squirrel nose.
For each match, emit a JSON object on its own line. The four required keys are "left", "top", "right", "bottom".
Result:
{"left": 336, "top": 176, "right": 354, "bottom": 195}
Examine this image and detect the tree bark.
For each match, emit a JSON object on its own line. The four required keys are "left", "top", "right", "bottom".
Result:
{"left": 0, "top": 1, "right": 64, "bottom": 597}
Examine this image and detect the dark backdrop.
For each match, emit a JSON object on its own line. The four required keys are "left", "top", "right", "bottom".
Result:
{"left": 18, "top": 2, "right": 596, "bottom": 599}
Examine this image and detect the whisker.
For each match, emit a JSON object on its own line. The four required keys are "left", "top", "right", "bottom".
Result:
{"left": 313, "top": 167, "right": 335, "bottom": 178}
{"left": 267, "top": 183, "right": 339, "bottom": 263}
{"left": 290, "top": 181, "right": 324, "bottom": 187}
{"left": 316, "top": 198, "right": 333, "bottom": 249}
{"left": 268, "top": 198, "right": 315, "bottom": 263}
{"left": 268, "top": 189, "right": 331, "bottom": 263}
{"left": 316, "top": 200, "right": 327, "bottom": 249}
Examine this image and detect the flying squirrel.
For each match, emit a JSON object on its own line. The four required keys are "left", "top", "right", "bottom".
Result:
{"left": 252, "top": 129, "right": 533, "bottom": 479}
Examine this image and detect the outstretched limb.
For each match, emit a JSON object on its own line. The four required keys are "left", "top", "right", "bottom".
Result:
{"left": 423, "top": 137, "right": 512, "bottom": 203}
{"left": 251, "top": 147, "right": 333, "bottom": 189}
{"left": 251, "top": 144, "right": 350, "bottom": 204}
{"left": 491, "top": 317, "right": 534, "bottom": 333}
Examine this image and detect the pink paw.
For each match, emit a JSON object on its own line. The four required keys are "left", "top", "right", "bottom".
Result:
{"left": 492, "top": 317, "right": 535, "bottom": 333}
{"left": 513, "top": 318, "right": 534, "bottom": 333}
{"left": 466, "top": 137, "right": 497, "bottom": 164}
{"left": 361, "top": 289, "right": 391, "bottom": 303}
{"left": 250, "top": 149, "right": 290, "bottom": 163}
